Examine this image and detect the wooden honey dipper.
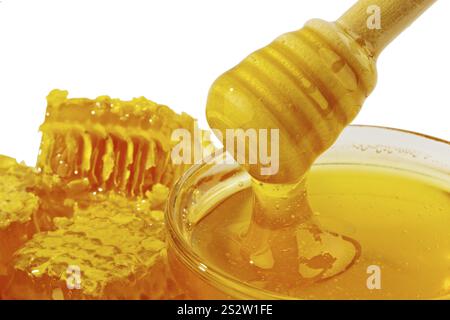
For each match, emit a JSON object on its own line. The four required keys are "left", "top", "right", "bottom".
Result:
{"left": 205, "top": 0, "right": 437, "bottom": 284}
{"left": 207, "top": 0, "right": 436, "bottom": 184}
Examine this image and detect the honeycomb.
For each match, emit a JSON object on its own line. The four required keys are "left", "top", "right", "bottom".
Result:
{"left": 0, "top": 155, "right": 41, "bottom": 285}
{"left": 38, "top": 90, "right": 201, "bottom": 196}
{"left": 3, "top": 185, "right": 183, "bottom": 299}
{"left": 0, "top": 156, "right": 39, "bottom": 229}
{"left": 0, "top": 90, "right": 207, "bottom": 299}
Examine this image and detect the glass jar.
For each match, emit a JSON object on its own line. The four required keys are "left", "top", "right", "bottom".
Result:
{"left": 165, "top": 125, "right": 450, "bottom": 299}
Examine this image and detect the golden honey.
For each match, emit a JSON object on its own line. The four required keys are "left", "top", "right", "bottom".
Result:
{"left": 204, "top": 18, "right": 378, "bottom": 292}
{"left": 0, "top": 0, "right": 444, "bottom": 300}
{"left": 188, "top": 165, "right": 449, "bottom": 299}
{"left": 198, "top": 0, "right": 442, "bottom": 300}
{"left": 166, "top": 128, "right": 450, "bottom": 300}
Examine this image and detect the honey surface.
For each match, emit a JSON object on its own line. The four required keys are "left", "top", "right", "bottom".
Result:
{"left": 190, "top": 164, "right": 450, "bottom": 299}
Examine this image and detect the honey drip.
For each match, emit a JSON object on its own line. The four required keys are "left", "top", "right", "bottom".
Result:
{"left": 206, "top": 19, "right": 376, "bottom": 287}
{"left": 244, "top": 179, "right": 360, "bottom": 283}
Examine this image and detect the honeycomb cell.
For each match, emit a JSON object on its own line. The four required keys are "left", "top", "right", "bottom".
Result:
{"left": 1, "top": 91, "right": 211, "bottom": 299}
{"left": 0, "top": 156, "right": 40, "bottom": 287}
{"left": 38, "top": 90, "right": 206, "bottom": 196}
{"left": 3, "top": 185, "right": 183, "bottom": 300}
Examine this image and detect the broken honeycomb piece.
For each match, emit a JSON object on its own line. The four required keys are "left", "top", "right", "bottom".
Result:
{"left": 0, "top": 155, "right": 88, "bottom": 289}
{"left": 3, "top": 184, "right": 183, "bottom": 300}
{"left": 38, "top": 89, "right": 201, "bottom": 197}
{"left": 0, "top": 155, "right": 39, "bottom": 229}
{"left": 0, "top": 155, "right": 40, "bottom": 287}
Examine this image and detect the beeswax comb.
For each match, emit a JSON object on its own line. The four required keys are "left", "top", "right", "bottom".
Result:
{"left": 38, "top": 90, "right": 199, "bottom": 196}
{"left": 0, "top": 156, "right": 40, "bottom": 284}
{"left": 206, "top": 0, "right": 437, "bottom": 183}
{"left": 4, "top": 185, "right": 183, "bottom": 300}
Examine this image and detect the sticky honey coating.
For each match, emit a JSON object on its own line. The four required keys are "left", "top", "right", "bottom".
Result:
{"left": 39, "top": 90, "right": 200, "bottom": 196}
{"left": 0, "top": 156, "right": 74, "bottom": 291}
{"left": 3, "top": 185, "right": 183, "bottom": 300}
{"left": 0, "top": 156, "right": 40, "bottom": 284}
{"left": 204, "top": 19, "right": 380, "bottom": 286}
{"left": 0, "top": 156, "right": 40, "bottom": 230}
{"left": 206, "top": 19, "right": 377, "bottom": 183}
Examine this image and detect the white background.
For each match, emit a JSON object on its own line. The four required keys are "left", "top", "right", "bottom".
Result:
{"left": 0, "top": 0, "right": 449, "bottom": 166}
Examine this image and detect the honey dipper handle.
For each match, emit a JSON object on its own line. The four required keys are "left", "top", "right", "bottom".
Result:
{"left": 337, "top": 0, "right": 437, "bottom": 57}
